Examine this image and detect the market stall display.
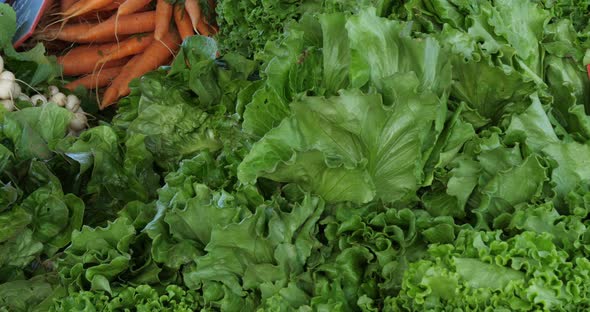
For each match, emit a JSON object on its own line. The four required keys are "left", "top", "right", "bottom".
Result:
{"left": 2, "top": 1, "right": 590, "bottom": 311}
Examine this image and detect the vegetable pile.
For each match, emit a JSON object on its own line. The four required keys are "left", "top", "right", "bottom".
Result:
{"left": 34, "top": 0, "right": 217, "bottom": 108}
{"left": 3, "top": 0, "right": 590, "bottom": 311}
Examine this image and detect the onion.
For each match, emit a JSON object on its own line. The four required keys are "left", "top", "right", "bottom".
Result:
{"left": 50, "top": 92, "right": 67, "bottom": 107}
{"left": 31, "top": 94, "right": 47, "bottom": 106}
{"left": 65, "top": 94, "right": 81, "bottom": 112}
{"left": 48, "top": 85, "right": 59, "bottom": 96}
{"left": 0, "top": 71, "right": 15, "bottom": 82}
{"left": 11, "top": 83, "right": 21, "bottom": 98}
{"left": 69, "top": 112, "right": 87, "bottom": 131}
{"left": 0, "top": 80, "right": 14, "bottom": 99}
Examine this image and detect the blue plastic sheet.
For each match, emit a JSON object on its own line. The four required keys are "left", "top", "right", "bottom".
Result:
{"left": 11, "top": 0, "right": 50, "bottom": 47}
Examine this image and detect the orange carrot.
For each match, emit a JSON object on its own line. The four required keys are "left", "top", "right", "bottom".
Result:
{"left": 75, "top": 11, "right": 156, "bottom": 43}
{"left": 61, "top": 0, "right": 78, "bottom": 11}
{"left": 59, "top": 36, "right": 149, "bottom": 75}
{"left": 73, "top": 10, "right": 116, "bottom": 23}
{"left": 101, "top": 29, "right": 181, "bottom": 108}
{"left": 65, "top": 66, "right": 124, "bottom": 90}
{"left": 63, "top": 0, "right": 115, "bottom": 18}
{"left": 63, "top": 0, "right": 86, "bottom": 15}
{"left": 196, "top": 17, "right": 211, "bottom": 36}
{"left": 184, "top": 0, "right": 201, "bottom": 33}
{"left": 98, "top": 1, "right": 122, "bottom": 11}
{"left": 117, "top": 0, "right": 152, "bottom": 16}
{"left": 35, "top": 23, "right": 95, "bottom": 41}
{"left": 155, "top": 0, "right": 173, "bottom": 41}
{"left": 116, "top": 30, "right": 180, "bottom": 96}
{"left": 62, "top": 42, "right": 118, "bottom": 59}
{"left": 59, "top": 54, "right": 128, "bottom": 76}
{"left": 101, "top": 54, "right": 142, "bottom": 107}
{"left": 97, "top": 35, "right": 154, "bottom": 63}
{"left": 174, "top": 5, "right": 194, "bottom": 40}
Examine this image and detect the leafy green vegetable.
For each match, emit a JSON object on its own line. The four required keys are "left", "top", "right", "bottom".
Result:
{"left": 51, "top": 284, "right": 202, "bottom": 311}
{"left": 0, "top": 4, "right": 59, "bottom": 85}
{"left": 0, "top": 4, "right": 16, "bottom": 48}
{"left": 0, "top": 274, "right": 62, "bottom": 312}
{"left": 239, "top": 86, "right": 441, "bottom": 204}
{"left": 2, "top": 104, "right": 71, "bottom": 160}
{"left": 5, "top": 1, "right": 590, "bottom": 311}
{"left": 215, "top": 0, "right": 323, "bottom": 57}
{"left": 386, "top": 230, "right": 590, "bottom": 311}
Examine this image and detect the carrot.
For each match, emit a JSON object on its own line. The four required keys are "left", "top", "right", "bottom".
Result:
{"left": 62, "top": 42, "right": 118, "bottom": 59}
{"left": 196, "top": 17, "right": 211, "bottom": 36}
{"left": 101, "top": 29, "right": 181, "bottom": 108}
{"left": 59, "top": 54, "right": 128, "bottom": 76}
{"left": 98, "top": 1, "right": 122, "bottom": 11}
{"left": 35, "top": 23, "right": 94, "bottom": 41}
{"left": 73, "top": 10, "right": 116, "bottom": 23}
{"left": 62, "top": 0, "right": 115, "bottom": 18}
{"left": 64, "top": 66, "right": 124, "bottom": 90}
{"left": 101, "top": 54, "right": 142, "bottom": 108}
{"left": 117, "top": 0, "right": 151, "bottom": 16}
{"left": 75, "top": 11, "right": 156, "bottom": 43}
{"left": 184, "top": 0, "right": 201, "bottom": 33}
{"left": 116, "top": 30, "right": 180, "bottom": 96}
{"left": 119, "top": 29, "right": 180, "bottom": 95}
{"left": 97, "top": 35, "right": 154, "bottom": 64}
{"left": 59, "top": 36, "right": 150, "bottom": 75}
{"left": 68, "top": 58, "right": 128, "bottom": 76}
{"left": 174, "top": 5, "right": 194, "bottom": 40}
{"left": 61, "top": 0, "right": 78, "bottom": 11}
{"left": 184, "top": 0, "right": 214, "bottom": 36}
{"left": 155, "top": 0, "right": 173, "bottom": 41}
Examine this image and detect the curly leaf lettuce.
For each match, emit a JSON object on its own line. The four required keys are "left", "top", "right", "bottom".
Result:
{"left": 58, "top": 217, "right": 135, "bottom": 294}
{"left": 386, "top": 230, "right": 590, "bottom": 310}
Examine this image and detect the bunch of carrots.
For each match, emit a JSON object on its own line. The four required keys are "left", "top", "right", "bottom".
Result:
{"left": 35, "top": 0, "right": 218, "bottom": 109}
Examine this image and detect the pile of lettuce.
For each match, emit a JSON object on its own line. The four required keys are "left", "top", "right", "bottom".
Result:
{"left": 4, "top": 0, "right": 590, "bottom": 311}
{"left": 214, "top": 0, "right": 321, "bottom": 57}
{"left": 214, "top": 0, "right": 399, "bottom": 58}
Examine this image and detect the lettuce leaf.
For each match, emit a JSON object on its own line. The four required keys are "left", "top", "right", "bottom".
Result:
{"left": 0, "top": 4, "right": 60, "bottom": 86}
{"left": 239, "top": 84, "right": 441, "bottom": 204}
